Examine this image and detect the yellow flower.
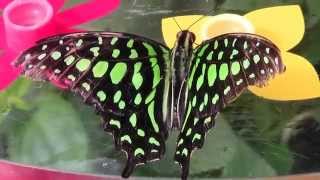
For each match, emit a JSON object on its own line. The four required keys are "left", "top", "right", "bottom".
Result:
{"left": 162, "top": 5, "right": 320, "bottom": 101}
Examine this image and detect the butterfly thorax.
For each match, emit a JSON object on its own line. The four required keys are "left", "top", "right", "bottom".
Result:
{"left": 169, "top": 30, "right": 195, "bottom": 129}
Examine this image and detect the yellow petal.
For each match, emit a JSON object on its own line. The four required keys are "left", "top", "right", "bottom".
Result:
{"left": 245, "top": 5, "right": 304, "bottom": 51}
{"left": 249, "top": 52, "right": 320, "bottom": 100}
{"left": 162, "top": 15, "right": 206, "bottom": 48}
{"left": 200, "top": 13, "right": 255, "bottom": 40}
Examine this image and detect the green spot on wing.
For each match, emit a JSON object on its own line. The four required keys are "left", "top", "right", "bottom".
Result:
{"left": 197, "top": 44, "right": 209, "bottom": 57}
{"left": 204, "top": 93, "right": 208, "bottom": 106}
{"left": 112, "top": 49, "right": 120, "bottom": 58}
{"left": 186, "top": 128, "right": 192, "bottom": 136}
{"left": 121, "top": 135, "right": 132, "bottom": 144}
{"left": 196, "top": 64, "right": 206, "bottom": 91}
{"left": 76, "top": 59, "right": 91, "bottom": 72}
{"left": 204, "top": 117, "right": 211, "bottom": 124}
{"left": 224, "top": 39, "right": 228, "bottom": 47}
{"left": 224, "top": 86, "right": 231, "bottom": 95}
{"left": 132, "top": 73, "right": 143, "bottom": 90}
{"left": 137, "top": 129, "right": 145, "bottom": 137}
{"left": 193, "top": 117, "right": 199, "bottom": 125}
{"left": 177, "top": 139, "right": 184, "bottom": 146}
{"left": 51, "top": 51, "right": 61, "bottom": 60}
{"left": 134, "top": 148, "right": 145, "bottom": 156}
{"left": 110, "top": 63, "right": 127, "bottom": 84}
{"left": 152, "top": 64, "right": 161, "bottom": 88}
{"left": 212, "top": 94, "right": 219, "bottom": 104}
{"left": 219, "top": 63, "right": 228, "bottom": 80}
{"left": 110, "top": 37, "right": 118, "bottom": 45}
{"left": 143, "top": 42, "right": 157, "bottom": 56}
{"left": 129, "top": 113, "right": 137, "bottom": 127}
{"left": 214, "top": 40, "right": 218, "bottom": 49}
{"left": 264, "top": 56, "right": 269, "bottom": 64}
{"left": 192, "top": 96, "right": 197, "bottom": 107}
{"left": 64, "top": 56, "right": 75, "bottom": 65}
{"left": 90, "top": 47, "right": 100, "bottom": 57}
{"left": 218, "top": 51, "right": 224, "bottom": 60}
{"left": 230, "top": 49, "right": 239, "bottom": 59}
{"left": 231, "top": 61, "right": 241, "bottom": 75}
{"left": 118, "top": 101, "right": 126, "bottom": 109}
{"left": 244, "top": 41, "right": 248, "bottom": 49}
{"left": 145, "top": 89, "right": 156, "bottom": 104}
{"left": 182, "top": 148, "right": 188, "bottom": 156}
{"left": 82, "top": 82, "right": 90, "bottom": 91}
{"left": 199, "top": 103, "right": 204, "bottom": 112}
{"left": 134, "top": 62, "right": 142, "bottom": 73}
{"left": 206, "top": 51, "right": 213, "bottom": 61}
{"left": 129, "top": 49, "right": 138, "bottom": 59}
{"left": 192, "top": 133, "right": 201, "bottom": 142}
{"left": 207, "top": 64, "right": 217, "bottom": 87}
{"left": 109, "top": 119, "right": 120, "bottom": 129}
{"left": 188, "top": 58, "right": 200, "bottom": 89}
{"left": 97, "top": 91, "right": 106, "bottom": 102}
{"left": 67, "top": 74, "right": 76, "bottom": 81}
{"left": 134, "top": 93, "right": 142, "bottom": 105}
{"left": 76, "top": 39, "right": 83, "bottom": 47}
{"left": 150, "top": 57, "right": 157, "bottom": 66}
{"left": 149, "top": 137, "right": 160, "bottom": 146}
{"left": 243, "top": 59, "right": 250, "bottom": 69}
{"left": 113, "top": 90, "right": 122, "bottom": 103}
{"left": 253, "top": 54, "right": 260, "bottom": 64}
{"left": 92, "top": 61, "right": 108, "bottom": 78}
{"left": 147, "top": 101, "right": 159, "bottom": 133}
{"left": 182, "top": 102, "right": 191, "bottom": 131}
{"left": 127, "top": 39, "right": 134, "bottom": 48}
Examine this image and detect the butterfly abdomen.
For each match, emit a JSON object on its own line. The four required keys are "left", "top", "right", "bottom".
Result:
{"left": 168, "top": 31, "right": 196, "bottom": 129}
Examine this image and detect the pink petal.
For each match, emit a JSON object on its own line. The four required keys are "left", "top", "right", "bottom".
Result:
{"left": 0, "top": 50, "right": 21, "bottom": 90}
{"left": 56, "top": 0, "right": 120, "bottom": 27}
{"left": 0, "top": 0, "right": 11, "bottom": 9}
{"left": 0, "top": 19, "right": 6, "bottom": 49}
{"left": 0, "top": 160, "right": 117, "bottom": 180}
{"left": 47, "top": 0, "right": 66, "bottom": 13}
{"left": 57, "top": 27, "right": 84, "bottom": 34}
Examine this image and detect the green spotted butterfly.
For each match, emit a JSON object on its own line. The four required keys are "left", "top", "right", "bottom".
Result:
{"left": 14, "top": 28, "right": 284, "bottom": 179}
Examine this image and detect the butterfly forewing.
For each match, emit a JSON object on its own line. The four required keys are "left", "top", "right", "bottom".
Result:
{"left": 15, "top": 32, "right": 171, "bottom": 177}
{"left": 175, "top": 33, "right": 284, "bottom": 179}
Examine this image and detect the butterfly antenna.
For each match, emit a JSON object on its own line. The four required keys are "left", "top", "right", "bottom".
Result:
{"left": 186, "top": 6, "right": 219, "bottom": 30}
{"left": 186, "top": 15, "right": 207, "bottom": 30}
{"left": 173, "top": 17, "right": 183, "bottom": 31}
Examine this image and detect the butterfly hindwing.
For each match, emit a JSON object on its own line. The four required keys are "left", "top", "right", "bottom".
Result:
{"left": 15, "top": 32, "right": 171, "bottom": 177}
{"left": 175, "top": 33, "right": 285, "bottom": 179}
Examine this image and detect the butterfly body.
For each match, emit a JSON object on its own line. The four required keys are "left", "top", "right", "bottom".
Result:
{"left": 14, "top": 29, "right": 284, "bottom": 179}
{"left": 169, "top": 30, "right": 195, "bottom": 129}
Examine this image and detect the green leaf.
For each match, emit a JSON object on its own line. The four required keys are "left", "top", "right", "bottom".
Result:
{"left": 0, "top": 78, "right": 32, "bottom": 125}
{"left": 7, "top": 91, "right": 89, "bottom": 172}
{"left": 189, "top": 115, "right": 276, "bottom": 178}
{"left": 225, "top": 94, "right": 294, "bottom": 174}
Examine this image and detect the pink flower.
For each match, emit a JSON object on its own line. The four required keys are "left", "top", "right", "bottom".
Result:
{"left": 0, "top": 0, "right": 120, "bottom": 90}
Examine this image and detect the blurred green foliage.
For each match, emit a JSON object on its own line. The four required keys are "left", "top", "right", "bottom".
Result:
{"left": 0, "top": 0, "right": 320, "bottom": 178}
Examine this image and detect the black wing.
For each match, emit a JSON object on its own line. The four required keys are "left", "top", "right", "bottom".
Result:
{"left": 14, "top": 32, "right": 171, "bottom": 177}
{"left": 175, "top": 33, "right": 285, "bottom": 179}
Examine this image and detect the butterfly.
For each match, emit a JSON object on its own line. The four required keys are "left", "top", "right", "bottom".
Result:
{"left": 14, "top": 25, "right": 284, "bottom": 179}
